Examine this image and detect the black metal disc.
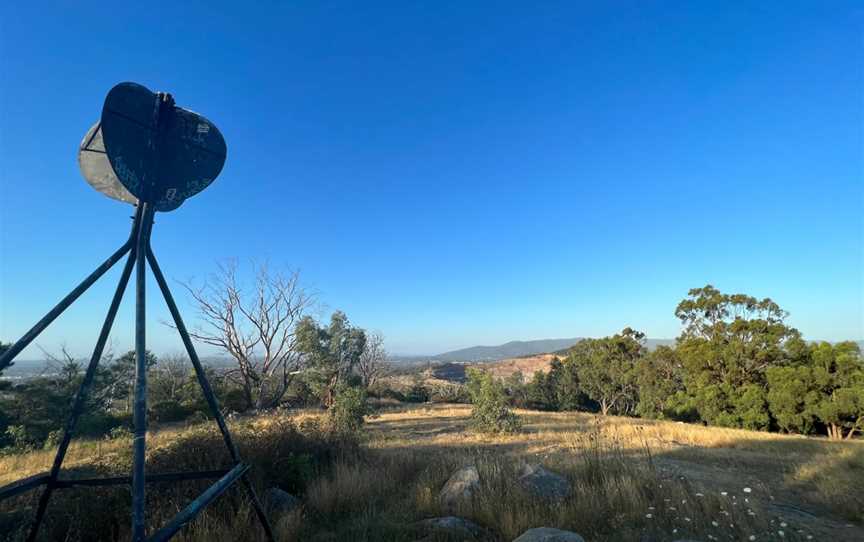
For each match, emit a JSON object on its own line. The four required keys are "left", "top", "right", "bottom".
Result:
{"left": 99, "top": 82, "right": 227, "bottom": 212}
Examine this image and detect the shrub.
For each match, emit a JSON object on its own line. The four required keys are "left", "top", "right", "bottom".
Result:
{"left": 150, "top": 399, "right": 194, "bottom": 423}
{"left": 427, "top": 382, "right": 470, "bottom": 403}
{"left": 42, "top": 429, "right": 62, "bottom": 450}
{"left": 2, "top": 425, "right": 35, "bottom": 454}
{"left": 405, "top": 383, "right": 430, "bottom": 403}
{"left": 327, "top": 385, "right": 370, "bottom": 434}
{"left": 466, "top": 369, "right": 522, "bottom": 433}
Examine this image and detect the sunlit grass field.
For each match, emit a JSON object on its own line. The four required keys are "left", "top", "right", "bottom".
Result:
{"left": 1, "top": 404, "right": 862, "bottom": 541}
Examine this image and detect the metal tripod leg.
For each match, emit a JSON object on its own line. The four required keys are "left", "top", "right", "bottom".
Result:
{"left": 147, "top": 248, "right": 276, "bottom": 542}
{"left": 0, "top": 205, "right": 143, "bottom": 373}
{"left": 25, "top": 206, "right": 145, "bottom": 542}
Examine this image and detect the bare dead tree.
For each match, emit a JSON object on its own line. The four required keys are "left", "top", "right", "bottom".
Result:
{"left": 356, "top": 331, "right": 388, "bottom": 389}
{"left": 182, "top": 261, "right": 314, "bottom": 411}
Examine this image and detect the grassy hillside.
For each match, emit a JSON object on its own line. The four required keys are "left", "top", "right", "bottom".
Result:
{"left": 1, "top": 404, "right": 862, "bottom": 541}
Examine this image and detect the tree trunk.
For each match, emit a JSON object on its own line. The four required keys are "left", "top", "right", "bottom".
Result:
{"left": 600, "top": 399, "right": 610, "bottom": 416}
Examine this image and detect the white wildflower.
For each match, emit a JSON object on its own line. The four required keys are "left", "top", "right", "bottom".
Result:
{"left": 778, "top": 531, "right": 785, "bottom": 537}
{"left": 645, "top": 514, "right": 653, "bottom": 519}
{"left": 721, "top": 491, "right": 728, "bottom": 496}
{"left": 743, "top": 487, "right": 752, "bottom": 493}
{"left": 780, "top": 522, "right": 787, "bottom": 528}
{"left": 748, "top": 536, "right": 756, "bottom": 541}
{"left": 712, "top": 521, "right": 719, "bottom": 527}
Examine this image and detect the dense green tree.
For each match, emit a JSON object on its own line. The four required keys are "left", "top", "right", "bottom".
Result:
{"left": 296, "top": 311, "right": 367, "bottom": 407}
{"left": 674, "top": 285, "right": 800, "bottom": 429}
{"left": 768, "top": 342, "right": 864, "bottom": 439}
{"left": 504, "top": 370, "right": 528, "bottom": 408}
{"left": 634, "top": 345, "right": 684, "bottom": 419}
{"left": 526, "top": 368, "right": 558, "bottom": 410}
{"left": 809, "top": 342, "right": 864, "bottom": 439}
{"left": 766, "top": 365, "right": 819, "bottom": 434}
{"left": 569, "top": 328, "right": 643, "bottom": 415}
{"left": 556, "top": 357, "right": 592, "bottom": 411}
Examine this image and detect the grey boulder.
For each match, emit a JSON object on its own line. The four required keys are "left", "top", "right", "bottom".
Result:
{"left": 440, "top": 465, "right": 481, "bottom": 508}
{"left": 415, "top": 516, "right": 489, "bottom": 540}
{"left": 264, "top": 487, "right": 300, "bottom": 515}
{"left": 513, "top": 527, "right": 585, "bottom": 542}
{"left": 518, "top": 464, "right": 571, "bottom": 501}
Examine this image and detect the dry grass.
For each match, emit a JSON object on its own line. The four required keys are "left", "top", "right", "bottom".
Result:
{"left": 1, "top": 404, "right": 862, "bottom": 541}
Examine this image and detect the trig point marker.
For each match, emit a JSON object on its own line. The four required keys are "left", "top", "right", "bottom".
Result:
{"left": 0, "top": 82, "right": 274, "bottom": 542}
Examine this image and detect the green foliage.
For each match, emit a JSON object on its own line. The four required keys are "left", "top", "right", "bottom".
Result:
{"left": 150, "top": 400, "right": 194, "bottom": 423}
{"left": 766, "top": 365, "right": 818, "bottom": 434}
{"left": 327, "top": 385, "right": 370, "bottom": 435}
{"left": 503, "top": 370, "right": 528, "bottom": 407}
{"left": 296, "top": 311, "right": 367, "bottom": 407}
{"left": 466, "top": 368, "right": 522, "bottom": 433}
{"left": 634, "top": 346, "right": 684, "bottom": 419}
{"left": 526, "top": 368, "right": 558, "bottom": 410}
{"left": 42, "top": 429, "right": 62, "bottom": 450}
{"left": 556, "top": 357, "right": 593, "bottom": 411}
{"left": 405, "top": 382, "right": 430, "bottom": 403}
{"left": 108, "top": 350, "right": 159, "bottom": 413}
{"left": 568, "top": 328, "right": 643, "bottom": 415}
{"left": 767, "top": 341, "right": 864, "bottom": 439}
{"left": 2, "top": 425, "right": 35, "bottom": 454}
{"left": 674, "top": 285, "right": 801, "bottom": 428}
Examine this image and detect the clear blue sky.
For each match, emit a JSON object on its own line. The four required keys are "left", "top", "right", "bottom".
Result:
{"left": 1, "top": 2, "right": 861, "bottom": 358}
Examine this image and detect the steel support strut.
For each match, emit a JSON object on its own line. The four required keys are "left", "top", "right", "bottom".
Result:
{"left": 147, "top": 248, "right": 276, "bottom": 542}
{"left": 0, "top": 207, "right": 141, "bottom": 372}
{"left": 0, "top": 203, "right": 273, "bottom": 541}
{"left": 132, "top": 203, "right": 156, "bottom": 541}
{"left": 26, "top": 206, "right": 145, "bottom": 542}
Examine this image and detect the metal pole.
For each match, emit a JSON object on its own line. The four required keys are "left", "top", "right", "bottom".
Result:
{"left": 146, "top": 463, "right": 249, "bottom": 542}
{"left": 26, "top": 208, "right": 144, "bottom": 542}
{"left": 147, "top": 248, "right": 276, "bottom": 542}
{"left": 132, "top": 204, "right": 155, "bottom": 541}
{"left": 0, "top": 205, "right": 140, "bottom": 372}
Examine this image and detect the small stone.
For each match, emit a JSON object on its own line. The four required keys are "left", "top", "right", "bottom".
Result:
{"left": 513, "top": 527, "right": 585, "bottom": 542}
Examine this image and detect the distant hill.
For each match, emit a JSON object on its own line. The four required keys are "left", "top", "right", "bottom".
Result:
{"left": 431, "top": 337, "right": 676, "bottom": 363}
{"left": 433, "top": 338, "right": 584, "bottom": 362}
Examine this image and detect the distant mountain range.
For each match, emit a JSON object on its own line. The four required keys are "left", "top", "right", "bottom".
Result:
{"left": 391, "top": 337, "right": 864, "bottom": 364}
{"left": 404, "top": 337, "right": 677, "bottom": 364}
